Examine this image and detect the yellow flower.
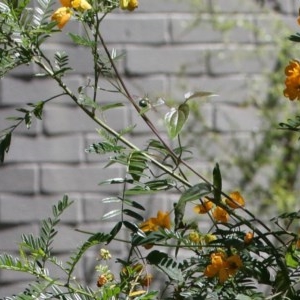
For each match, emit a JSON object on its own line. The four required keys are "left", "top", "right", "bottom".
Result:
{"left": 188, "top": 231, "right": 202, "bottom": 244}
{"left": 140, "top": 210, "right": 171, "bottom": 232}
{"left": 100, "top": 248, "right": 111, "bottom": 260}
{"left": 226, "top": 254, "right": 243, "bottom": 277}
{"left": 283, "top": 60, "right": 300, "bottom": 101}
{"left": 51, "top": 7, "right": 72, "bottom": 29}
{"left": 204, "top": 252, "right": 243, "bottom": 283}
{"left": 60, "top": 0, "right": 72, "bottom": 6}
{"left": 204, "top": 234, "right": 217, "bottom": 244}
{"left": 193, "top": 198, "right": 214, "bottom": 214}
{"left": 60, "top": 0, "right": 92, "bottom": 10}
{"left": 225, "top": 191, "right": 245, "bottom": 209}
{"left": 71, "top": 0, "right": 92, "bottom": 10}
{"left": 212, "top": 206, "right": 229, "bottom": 223}
{"left": 120, "top": 0, "right": 138, "bottom": 11}
{"left": 244, "top": 232, "right": 254, "bottom": 244}
{"left": 204, "top": 252, "right": 226, "bottom": 279}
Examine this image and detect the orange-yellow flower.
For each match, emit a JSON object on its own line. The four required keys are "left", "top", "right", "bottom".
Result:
{"left": 193, "top": 198, "right": 214, "bottom": 214}
{"left": 120, "top": 0, "right": 138, "bottom": 11}
{"left": 283, "top": 60, "right": 300, "bottom": 101}
{"left": 212, "top": 206, "right": 229, "bottom": 223}
{"left": 204, "top": 252, "right": 242, "bottom": 283}
{"left": 226, "top": 254, "right": 243, "bottom": 277}
{"left": 188, "top": 231, "right": 202, "bottom": 244}
{"left": 60, "top": 0, "right": 92, "bottom": 10}
{"left": 51, "top": 7, "right": 72, "bottom": 29}
{"left": 60, "top": 0, "right": 72, "bottom": 6}
{"left": 225, "top": 191, "right": 245, "bottom": 209}
{"left": 204, "top": 252, "right": 226, "bottom": 279}
{"left": 71, "top": 0, "right": 92, "bottom": 10}
{"left": 244, "top": 232, "right": 254, "bottom": 244}
{"left": 140, "top": 210, "right": 171, "bottom": 232}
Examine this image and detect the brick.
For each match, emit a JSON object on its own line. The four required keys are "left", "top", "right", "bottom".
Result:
{"left": 43, "top": 105, "right": 128, "bottom": 135}
{"left": 0, "top": 194, "right": 82, "bottom": 224}
{"left": 101, "top": 15, "right": 168, "bottom": 44}
{"left": 1, "top": 76, "right": 81, "bottom": 106}
{"left": 41, "top": 46, "right": 125, "bottom": 76}
{"left": 208, "top": 47, "right": 277, "bottom": 75}
{"left": 0, "top": 282, "right": 32, "bottom": 299}
{"left": 211, "top": 0, "right": 261, "bottom": 13}
{"left": 125, "top": 47, "right": 207, "bottom": 75}
{"left": 0, "top": 165, "right": 37, "bottom": 194}
{"left": 5, "top": 135, "right": 83, "bottom": 163}
{"left": 214, "top": 105, "right": 261, "bottom": 132}
{"left": 41, "top": 164, "right": 122, "bottom": 193}
{"left": 137, "top": 0, "right": 210, "bottom": 13}
{"left": 0, "top": 224, "right": 38, "bottom": 251}
{"left": 0, "top": 107, "right": 41, "bottom": 135}
{"left": 171, "top": 15, "right": 255, "bottom": 44}
{"left": 169, "top": 75, "right": 249, "bottom": 104}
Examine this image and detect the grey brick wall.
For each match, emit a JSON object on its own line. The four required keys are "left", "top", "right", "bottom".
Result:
{"left": 0, "top": 0, "right": 298, "bottom": 296}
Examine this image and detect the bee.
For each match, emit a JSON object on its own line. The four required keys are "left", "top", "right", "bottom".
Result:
{"left": 137, "top": 96, "right": 165, "bottom": 112}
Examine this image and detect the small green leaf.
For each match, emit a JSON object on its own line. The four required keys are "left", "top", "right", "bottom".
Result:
{"left": 128, "top": 151, "right": 148, "bottom": 182}
{"left": 164, "top": 103, "right": 189, "bottom": 139}
{"left": 86, "top": 141, "right": 125, "bottom": 154}
{"left": 285, "top": 243, "right": 300, "bottom": 268}
{"left": 0, "top": 133, "right": 11, "bottom": 163}
{"left": 107, "top": 221, "right": 122, "bottom": 243}
{"left": 213, "top": 163, "right": 222, "bottom": 203}
{"left": 174, "top": 183, "right": 211, "bottom": 230}
{"left": 184, "top": 91, "right": 216, "bottom": 101}
{"left": 102, "top": 209, "right": 121, "bottom": 220}
{"left": 123, "top": 220, "right": 142, "bottom": 234}
{"left": 122, "top": 209, "right": 144, "bottom": 221}
{"left": 146, "top": 250, "right": 184, "bottom": 282}
{"left": 101, "top": 102, "right": 124, "bottom": 111}
{"left": 68, "top": 33, "right": 96, "bottom": 47}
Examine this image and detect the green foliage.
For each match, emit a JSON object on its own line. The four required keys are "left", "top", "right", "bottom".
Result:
{"left": 164, "top": 103, "right": 189, "bottom": 139}
{"left": 2, "top": 1, "right": 300, "bottom": 299}
{"left": 146, "top": 250, "right": 184, "bottom": 282}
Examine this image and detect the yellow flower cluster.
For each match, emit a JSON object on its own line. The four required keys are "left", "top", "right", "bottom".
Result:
{"left": 283, "top": 60, "right": 300, "bottom": 101}
{"left": 193, "top": 191, "right": 245, "bottom": 223}
{"left": 119, "top": 0, "right": 138, "bottom": 11}
{"left": 204, "top": 252, "right": 243, "bottom": 283}
{"left": 140, "top": 210, "right": 171, "bottom": 232}
{"left": 51, "top": 0, "right": 92, "bottom": 29}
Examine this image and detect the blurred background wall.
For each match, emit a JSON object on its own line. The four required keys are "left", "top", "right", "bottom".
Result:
{"left": 0, "top": 0, "right": 299, "bottom": 296}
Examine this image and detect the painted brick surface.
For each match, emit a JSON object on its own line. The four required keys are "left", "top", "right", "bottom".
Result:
{"left": 0, "top": 0, "right": 297, "bottom": 297}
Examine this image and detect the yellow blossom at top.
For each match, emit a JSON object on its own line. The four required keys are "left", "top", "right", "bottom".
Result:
{"left": 52, "top": 0, "right": 91, "bottom": 29}
{"left": 204, "top": 252, "right": 243, "bottom": 283}
{"left": 283, "top": 60, "right": 300, "bottom": 101}
{"left": 71, "top": 0, "right": 92, "bottom": 11}
{"left": 140, "top": 210, "right": 171, "bottom": 232}
{"left": 225, "top": 191, "right": 245, "bottom": 209}
{"left": 51, "top": 7, "right": 72, "bottom": 29}
{"left": 120, "top": 0, "right": 138, "bottom": 11}
{"left": 60, "top": 0, "right": 92, "bottom": 10}
{"left": 193, "top": 198, "right": 214, "bottom": 214}
{"left": 60, "top": 0, "right": 72, "bottom": 6}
